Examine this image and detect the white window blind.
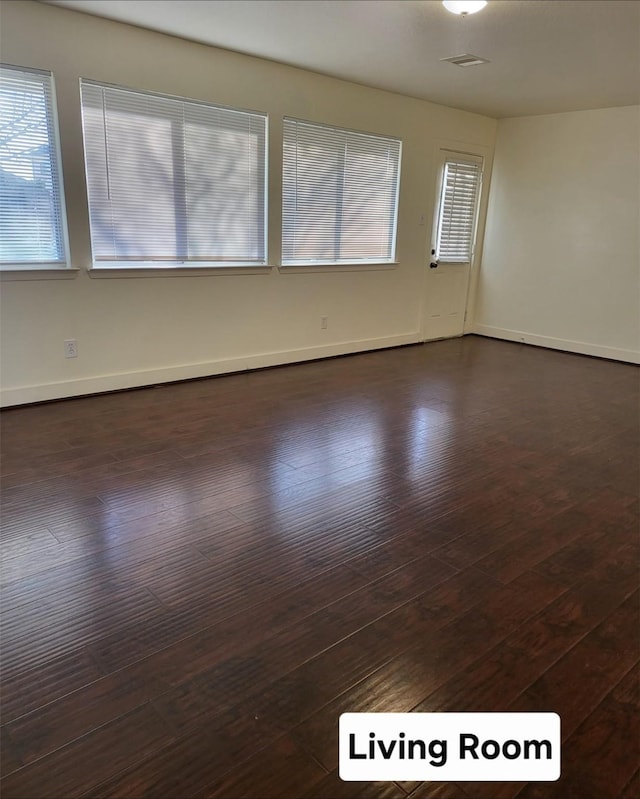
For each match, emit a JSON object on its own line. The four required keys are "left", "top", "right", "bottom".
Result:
{"left": 80, "top": 81, "right": 267, "bottom": 267}
{"left": 436, "top": 156, "right": 482, "bottom": 263}
{"left": 282, "top": 118, "right": 401, "bottom": 265}
{"left": 0, "top": 65, "right": 68, "bottom": 268}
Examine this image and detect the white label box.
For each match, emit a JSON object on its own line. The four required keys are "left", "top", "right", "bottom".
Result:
{"left": 339, "top": 712, "right": 561, "bottom": 782}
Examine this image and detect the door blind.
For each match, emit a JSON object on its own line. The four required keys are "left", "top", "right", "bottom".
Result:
{"left": 282, "top": 118, "right": 401, "bottom": 265}
{"left": 436, "top": 156, "right": 482, "bottom": 263}
{"left": 80, "top": 81, "right": 267, "bottom": 266}
{"left": 0, "top": 65, "right": 67, "bottom": 266}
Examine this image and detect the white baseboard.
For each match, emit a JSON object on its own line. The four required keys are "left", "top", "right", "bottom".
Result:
{"left": 473, "top": 324, "right": 640, "bottom": 364}
{"left": 0, "top": 332, "right": 422, "bottom": 407}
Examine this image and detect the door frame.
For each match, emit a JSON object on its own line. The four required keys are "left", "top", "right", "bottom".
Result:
{"left": 421, "top": 138, "right": 494, "bottom": 341}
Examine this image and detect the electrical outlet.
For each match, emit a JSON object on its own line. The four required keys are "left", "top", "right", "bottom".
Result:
{"left": 64, "top": 339, "right": 78, "bottom": 358}
{"left": 320, "top": 316, "right": 328, "bottom": 330}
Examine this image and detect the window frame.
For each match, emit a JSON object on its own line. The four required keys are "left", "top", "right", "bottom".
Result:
{"left": 434, "top": 152, "right": 483, "bottom": 265}
{"left": 0, "top": 63, "right": 70, "bottom": 271}
{"left": 79, "top": 79, "right": 269, "bottom": 272}
{"left": 281, "top": 117, "right": 402, "bottom": 268}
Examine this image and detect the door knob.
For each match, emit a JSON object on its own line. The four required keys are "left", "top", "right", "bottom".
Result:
{"left": 430, "top": 261, "right": 439, "bottom": 269}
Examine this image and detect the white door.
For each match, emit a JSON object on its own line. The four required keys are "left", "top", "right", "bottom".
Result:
{"left": 423, "top": 150, "right": 483, "bottom": 340}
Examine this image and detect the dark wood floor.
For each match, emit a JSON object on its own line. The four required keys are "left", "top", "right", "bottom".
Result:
{"left": 1, "top": 336, "right": 638, "bottom": 799}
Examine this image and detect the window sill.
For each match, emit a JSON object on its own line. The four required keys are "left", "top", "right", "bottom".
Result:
{"left": 88, "top": 265, "right": 272, "bottom": 278}
{"left": 1, "top": 268, "right": 79, "bottom": 282}
{"left": 279, "top": 262, "right": 398, "bottom": 274}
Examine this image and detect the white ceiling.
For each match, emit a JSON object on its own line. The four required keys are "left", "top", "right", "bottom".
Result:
{"left": 47, "top": 0, "right": 640, "bottom": 118}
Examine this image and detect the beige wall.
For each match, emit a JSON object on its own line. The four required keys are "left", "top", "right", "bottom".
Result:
{"left": 0, "top": 0, "right": 496, "bottom": 405}
{"left": 475, "top": 105, "right": 640, "bottom": 362}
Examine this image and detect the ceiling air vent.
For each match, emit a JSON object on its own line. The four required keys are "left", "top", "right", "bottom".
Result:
{"left": 440, "top": 53, "right": 490, "bottom": 67}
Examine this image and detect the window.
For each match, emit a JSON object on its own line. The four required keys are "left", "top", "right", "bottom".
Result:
{"left": 80, "top": 81, "right": 267, "bottom": 268}
{"left": 282, "top": 118, "right": 401, "bottom": 266}
{"left": 0, "top": 65, "right": 68, "bottom": 268}
{"left": 435, "top": 155, "right": 482, "bottom": 263}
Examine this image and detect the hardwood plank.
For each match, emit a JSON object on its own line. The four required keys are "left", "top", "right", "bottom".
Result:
{"left": 609, "top": 659, "right": 640, "bottom": 708}
{"left": 620, "top": 769, "right": 640, "bottom": 799}
{"left": 246, "top": 568, "right": 501, "bottom": 730}
{"left": 513, "top": 664, "right": 640, "bottom": 799}
{"left": 532, "top": 522, "right": 639, "bottom": 586}
{"left": 90, "top": 562, "right": 367, "bottom": 673}
{"left": 6, "top": 664, "right": 170, "bottom": 765}
{"left": 508, "top": 592, "right": 639, "bottom": 737}
{"left": 0, "top": 586, "right": 165, "bottom": 676}
{"left": 0, "top": 726, "right": 23, "bottom": 777}
{"left": 290, "top": 571, "right": 565, "bottom": 771}
{"left": 47, "top": 504, "right": 245, "bottom": 547}
{"left": 0, "top": 496, "right": 106, "bottom": 540}
{"left": 344, "top": 528, "right": 463, "bottom": 580}
{"left": 429, "top": 501, "right": 574, "bottom": 571}
{"left": 406, "top": 784, "right": 473, "bottom": 798}
{"left": 300, "top": 770, "right": 406, "bottom": 798}
{"left": 2, "top": 506, "right": 250, "bottom": 592}
{"left": 194, "top": 735, "right": 326, "bottom": 799}
{"left": 84, "top": 703, "right": 281, "bottom": 799}
{"left": 0, "top": 647, "right": 104, "bottom": 723}
{"left": 5, "top": 564, "right": 367, "bottom": 755}
{"left": 0, "top": 706, "right": 174, "bottom": 799}
{"left": 459, "top": 664, "right": 640, "bottom": 799}
{"left": 471, "top": 507, "right": 604, "bottom": 584}
{"left": 414, "top": 575, "right": 639, "bottom": 720}
{"left": 151, "top": 556, "right": 460, "bottom": 737}
{"left": 0, "top": 528, "right": 61, "bottom": 561}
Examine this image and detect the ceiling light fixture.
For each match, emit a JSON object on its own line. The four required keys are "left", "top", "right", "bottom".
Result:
{"left": 442, "top": 1, "right": 488, "bottom": 16}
